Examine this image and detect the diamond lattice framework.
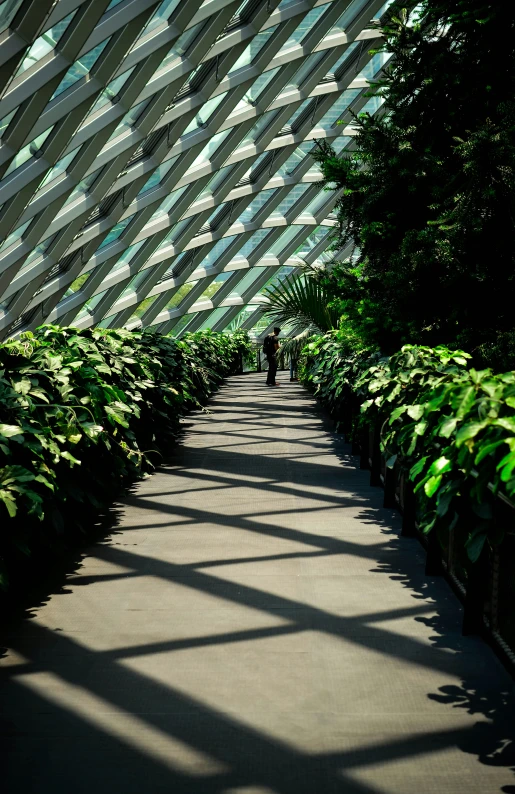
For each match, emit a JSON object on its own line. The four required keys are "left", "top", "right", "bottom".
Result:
{"left": 0, "top": 0, "right": 390, "bottom": 340}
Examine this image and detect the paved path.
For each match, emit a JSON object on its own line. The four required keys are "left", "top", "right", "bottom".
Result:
{"left": 2, "top": 373, "right": 515, "bottom": 793}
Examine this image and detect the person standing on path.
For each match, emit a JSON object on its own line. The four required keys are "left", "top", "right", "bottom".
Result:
{"left": 264, "top": 327, "right": 281, "bottom": 386}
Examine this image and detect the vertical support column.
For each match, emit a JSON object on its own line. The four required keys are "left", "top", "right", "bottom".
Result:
{"left": 383, "top": 460, "right": 397, "bottom": 508}
{"left": 370, "top": 423, "right": 382, "bottom": 487}
{"left": 401, "top": 476, "right": 417, "bottom": 537}
{"left": 462, "top": 549, "right": 488, "bottom": 636}
{"left": 490, "top": 547, "right": 500, "bottom": 634}
{"left": 425, "top": 527, "right": 444, "bottom": 575}
{"left": 359, "top": 425, "right": 369, "bottom": 470}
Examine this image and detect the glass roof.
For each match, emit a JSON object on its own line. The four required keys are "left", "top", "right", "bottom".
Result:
{"left": 0, "top": 0, "right": 390, "bottom": 340}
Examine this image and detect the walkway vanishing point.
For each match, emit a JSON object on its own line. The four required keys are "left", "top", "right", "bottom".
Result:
{"left": 2, "top": 373, "right": 515, "bottom": 794}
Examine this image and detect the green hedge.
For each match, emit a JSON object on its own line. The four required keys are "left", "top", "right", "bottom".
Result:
{"left": 0, "top": 326, "right": 252, "bottom": 588}
{"left": 301, "top": 333, "right": 515, "bottom": 563}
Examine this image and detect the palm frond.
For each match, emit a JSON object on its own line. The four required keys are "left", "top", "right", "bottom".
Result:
{"left": 262, "top": 271, "right": 340, "bottom": 333}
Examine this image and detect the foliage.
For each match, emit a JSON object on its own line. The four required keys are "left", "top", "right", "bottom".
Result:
{"left": 300, "top": 332, "right": 515, "bottom": 563}
{"left": 262, "top": 263, "right": 341, "bottom": 333}
{"left": 301, "top": 330, "right": 378, "bottom": 417}
{"left": 0, "top": 326, "right": 251, "bottom": 588}
{"left": 313, "top": 1, "right": 515, "bottom": 358}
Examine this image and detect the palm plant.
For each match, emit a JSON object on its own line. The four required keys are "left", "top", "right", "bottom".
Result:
{"left": 261, "top": 262, "right": 340, "bottom": 334}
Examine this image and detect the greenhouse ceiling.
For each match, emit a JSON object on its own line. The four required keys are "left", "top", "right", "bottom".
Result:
{"left": 0, "top": 0, "right": 389, "bottom": 340}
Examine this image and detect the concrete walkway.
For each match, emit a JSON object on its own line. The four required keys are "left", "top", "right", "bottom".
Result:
{"left": 2, "top": 373, "right": 515, "bottom": 793}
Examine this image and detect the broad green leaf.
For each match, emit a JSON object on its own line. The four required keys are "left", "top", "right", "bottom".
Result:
{"left": 0, "top": 424, "right": 24, "bottom": 438}
{"left": 83, "top": 423, "right": 104, "bottom": 439}
{"left": 414, "top": 420, "right": 428, "bottom": 436}
{"left": 439, "top": 417, "right": 458, "bottom": 438}
{"left": 13, "top": 379, "right": 32, "bottom": 395}
{"left": 456, "top": 386, "right": 476, "bottom": 419}
{"left": 495, "top": 417, "right": 515, "bottom": 434}
{"left": 410, "top": 455, "right": 428, "bottom": 479}
{"left": 60, "top": 451, "right": 81, "bottom": 466}
{"left": 428, "top": 456, "right": 452, "bottom": 476}
{"left": 424, "top": 474, "right": 442, "bottom": 497}
{"left": 407, "top": 404, "right": 424, "bottom": 420}
{"left": 455, "top": 421, "right": 488, "bottom": 446}
{"left": 474, "top": 439, "right": 506, "bottom": 464}
{"left": 465, "top": 530, "right": 487, "bottom": 563}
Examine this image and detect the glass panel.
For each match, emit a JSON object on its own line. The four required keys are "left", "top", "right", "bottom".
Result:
{"left": 35, "top": 145, "right": 81, "bottom": 191}
{"left": 257, "top": 264, "right": 295, "bottom": 294}
{"left": 283, "top": 52, "right": 325, "bottom": 93}
{"left": 242, "top": 151, "right": 269, "bottom": 181}
{"left": 331, "top": 135, "right": 352, "bottom": 154}
{"left": 284, "top": 98, "right": 312, "bottom": 129}
{"left": 61, "top": 166, "right": 103, "bottom": 209}
{"left": 107, "top": 99, "right": 151, "bottom": 141}
{"left": 194, "top": 165, "right": 234, "bottom": 203}
{"left": 183, "top": 93, "right": 227, "bottom": 135}
{"left": 197, "top": 306, "right": 230, "bottom": 330}
{"left": 0, "top": 220, "right": 30, "bottom": 254}
{"left": 246, "top": 67, "right": 280, "bottom": 104}
{"left": 165, "top": 281, "right": 197, "bottom": 308}
{"left": 63, "top": 272, "right": 90, "bottom": 298}
{"left": 276, "top": 142, "right": 314, "bottom": 176}
{"left": 327, "top": 0, "right": 370, "bottom": 34}
{"left": 51, "top": 38, "right": 111, "bottom": 99}
{"left": 137, "top": 156, "right": 178, "bottom": 196}
{"left": 233, "top": 228, "right": 272, "bottom": 260}
{"left": 0, "top": 108, "right": 16, "bottom": 140}
{"left": 141, "top": 0, "right": 181, "bottom": 36}
{"left": 265, "top": 225, "right": 300, "bottom": 256}
{"left": 153, "top": 22, "right": 204, "bottom": 73}
{"left": 197, "top": 271, "right": 231, "bottom": 300}
{"left": 228, "top": 27, "right": 278, "bottom": 73}
{"left": 374, "top": 0, "right": 396, "bottom": 19}
{"left": 76, "top": 287, "right": 108, "bottom": 320}
{"left": 200, "top": 236, "right": 236, "bottom": 268}
{"left": 96, "top": 214, "right": 135, "bottom": 251}
{"left": 109, "top": 240, "right": 145, "bottom": 274}
{"left": 0, "top": 0, "right": 24, "bottom": 34}
{"left": 227, "top": 303, "right": 258, "bottom": 331}
{"left": 15, "top": 11, "right": 76, "bottom": 76}
{"left": 17, "top": 234, "right": 57, "bottom": 275}
{"left": 149, "top": 186, "right": 187, "bottom": 222}
{"left": 191, "top": 129, "right": 231, "bottom": 168}
{"left": 228, "top": 267, "right": 265, "bottom": 297}
{"left": 294, "top": 225, "right": 330, "bottom": 258}
{"left": 237, "top": 110, "right": 278, "bottom": 149}
{"left": 171, "top": 312, "right": 198, "bottom": 336}
{"left": 282, "top": 4, "right": 330, "bottom": 50}
{"left": 128, "top": 293, "right": 159, "bottom": 321}
{"left": 269, "top": 183, "right": 310, "bottom": 217}
{"left": 235, "top": 189, "right": 277, "bottom": 224}
{"left": 358, "top": 95, "right": 384, "bottom": 115}
{"left": 359, "top": 52, "right": 391, "bottom": 80}
{"left": 326, "top": 42, "right": 360, "bottom": 78}
{"left": 2, "top": 126, "right": 54, "bottom": 178}
{"left": 88, "top": 67, "right": 136, "bottom": 114}
{"left": 316, "top": 89, "right": 361, "bottom": 129}
{"left": 302, "top": 187, "right": 331, "bottom": 216}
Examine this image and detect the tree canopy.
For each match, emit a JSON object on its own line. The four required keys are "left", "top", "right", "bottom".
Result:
{"left": 314, "top": 0, "right": 515, "bottom": 364}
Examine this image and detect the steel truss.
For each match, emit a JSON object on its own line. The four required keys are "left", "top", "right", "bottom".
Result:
{"left": 0, "top": 0, "right": 390, "bottom": 340}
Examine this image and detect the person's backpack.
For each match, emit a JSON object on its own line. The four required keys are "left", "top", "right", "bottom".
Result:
{"left": 263, "top": 334, "right": 274, "bottom": 356}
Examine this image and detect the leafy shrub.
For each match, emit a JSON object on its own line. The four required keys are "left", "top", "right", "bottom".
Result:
{"left": 0, "top": 326, "right": 252, "bottom": 587}
{"left": 300, "top": 334, "right": 515, "bottom": 563}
